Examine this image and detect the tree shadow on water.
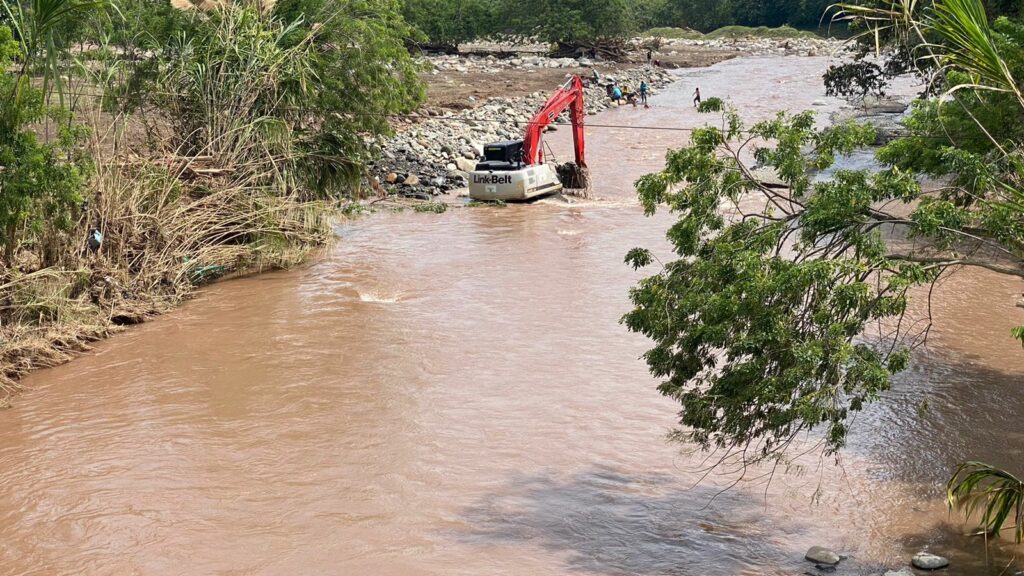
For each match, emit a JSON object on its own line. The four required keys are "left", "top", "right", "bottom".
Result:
{"left": 456, "top": 465, "right": 833, "bottom": 576}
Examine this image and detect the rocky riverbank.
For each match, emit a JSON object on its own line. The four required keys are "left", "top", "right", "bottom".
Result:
{"left": 831, "top": 95, "right": 913, "bottom": 144}
{"left": 655, "top": 35, "right": 841, "bottom": 59}
{"left": 370, "top": 38, "right": 853, "bottom": 198}
{"left": 369, "top": 62, "right": 675, "bottom": 197}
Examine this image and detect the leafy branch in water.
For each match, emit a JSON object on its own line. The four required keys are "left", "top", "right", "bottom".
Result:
{"left": 624, "top": 101, "right": 1024, "bottom": 465}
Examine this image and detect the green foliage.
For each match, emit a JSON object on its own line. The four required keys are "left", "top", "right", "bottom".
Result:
{"left": 823, "top": 61, "right": 888, "bottom": 98}
{"left": 508, "top": 0, "right": 638, "bottom": 45}
{"left": 625, "top": 106, "right": 928, "bottom": 460}
{"left": 412, "top": 201, "right": 447, "bottom": 213}
{"left": 401, "top": 0, "right": 494, "bottom": 50}
{"left": 106, "top": 0, "right": 190, "bottom": 52}
{"left": 653, "top": 0, "right": 834, "bottom": 33}
{"left": 0, "top": 0, "right": 101, "bottom": 266}
{"left": 624, "top": 86, "right": 1024, "bottom": 461}
{"left": 704, "top": 24, "right": 819, "bottom": 38}
{"left": 277, "top": 0, "right": 425, "bottom": 194}
{"left": 948, "top": 462, "right": 1024, "bottom": 543}
{"left": 626, "top": 0, "right": 1024, "bottom": 465}
{"left": 114, "top": 0, "right": 423, "bottom": 199}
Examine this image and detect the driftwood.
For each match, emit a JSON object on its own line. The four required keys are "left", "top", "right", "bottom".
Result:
{"left": 551, "top": 38, "right": 629, "bottom": 61}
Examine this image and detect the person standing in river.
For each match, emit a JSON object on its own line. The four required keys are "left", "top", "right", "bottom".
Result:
{"left": 639, "top": 81, "right": 649, "bottom": 107}
{"left": 693, "top": 86, "right": 701, "bottom": 108}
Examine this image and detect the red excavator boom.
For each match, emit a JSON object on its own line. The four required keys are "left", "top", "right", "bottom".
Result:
{"left": 522, "top": 75, "right": 586, "bottom": 168}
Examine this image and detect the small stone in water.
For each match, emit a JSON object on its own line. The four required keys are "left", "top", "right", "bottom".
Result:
{"left": 805, "top": 546, "right": 841, "bottom": 566}
{"left": 912, "top": 552, "right": 949, "bottom": 571}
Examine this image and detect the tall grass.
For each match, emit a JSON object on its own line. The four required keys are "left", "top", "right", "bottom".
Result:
{"left": 0, "top": 3, "right": 344, "bottom": 399}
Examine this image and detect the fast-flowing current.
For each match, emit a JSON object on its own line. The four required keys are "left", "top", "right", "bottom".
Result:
{"left": 1, "top": 56, "right": 1022, "bottom": 576}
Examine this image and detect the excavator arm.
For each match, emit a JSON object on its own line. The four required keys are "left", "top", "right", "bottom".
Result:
{"left": 522, "top": 75, "right": 586, "bottom": 168}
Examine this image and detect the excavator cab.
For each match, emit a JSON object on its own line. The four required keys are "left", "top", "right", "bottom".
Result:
{"left": 474, "top": 140, "right": 525, "bottom": 172}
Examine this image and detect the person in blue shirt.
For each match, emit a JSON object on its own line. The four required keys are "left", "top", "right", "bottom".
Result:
{"left": 639, "top": 81, "right": 649, "bottom": 106}
{"left": 611, "top": 84, "right": 622, "bottom": 103}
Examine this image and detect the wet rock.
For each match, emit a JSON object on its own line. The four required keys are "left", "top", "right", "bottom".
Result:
{"left": 860, "top": 95, "right": 909, "bottom": 113}
{"left": 912, "top": 552, "right": 949, "bottom": 571}
{"left": 805, "top": 546, "right": 841, "bottom": 566}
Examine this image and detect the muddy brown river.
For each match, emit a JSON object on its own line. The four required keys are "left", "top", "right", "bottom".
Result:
{"left": 1, "top": 56, "right": 1022, "bottom": 576}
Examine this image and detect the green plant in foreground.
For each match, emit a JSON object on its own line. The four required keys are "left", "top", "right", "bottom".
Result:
{"left": 948, "top": 462, "right": 1024, "bottom": 543}
{"left": 413, "top": 201, "right": 448, "bottom": 213}
{"left": 0, "top": 0, "right": 102, "bottom": 267}
{"left": 625, "top": 92, "right": 1024, "bottom": 463}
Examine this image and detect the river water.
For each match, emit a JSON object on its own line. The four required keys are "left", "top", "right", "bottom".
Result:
{"left": 1, "top": 56, "right": 1022, "bottom": 576}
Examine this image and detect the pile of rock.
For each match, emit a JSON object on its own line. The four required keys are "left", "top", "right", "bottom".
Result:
{"left": 429, "top": 53, "right": 593, "bottom": 74}
{"left": 658, "top": 36, "right": 844, "bottom": 58}
{"left": 370, "top": 66, "right": 675, "bottom": 197}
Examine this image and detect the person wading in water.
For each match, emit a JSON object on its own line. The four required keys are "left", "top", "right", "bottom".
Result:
{"left": 693, "top": 86, "right": 701, "bottom": 107}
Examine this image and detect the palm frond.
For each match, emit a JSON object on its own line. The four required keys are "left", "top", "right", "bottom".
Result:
{"left": 948, "top": 462, "right": 1024, "bottom": 544}
{"left": 828, "top": 0, "right": 925, "bottom": 56}
{"left": 926, "top": 0, "right": 1024, "bottom": 108}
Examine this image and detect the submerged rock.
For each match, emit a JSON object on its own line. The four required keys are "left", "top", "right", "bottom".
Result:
{"left": 805, "top": 546, "right": 841, "bottom": 566}
{"left": 912, "top": 552, "right": 949, "bottom": 570}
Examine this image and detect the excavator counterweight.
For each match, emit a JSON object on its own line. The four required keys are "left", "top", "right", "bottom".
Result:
{"left": 468, "top": 75, "right": 590, "bottom": 201}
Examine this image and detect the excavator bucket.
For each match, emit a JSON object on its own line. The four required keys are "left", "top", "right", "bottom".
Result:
{"left": 556, "top": 162, "right": 591, "bottom": 195}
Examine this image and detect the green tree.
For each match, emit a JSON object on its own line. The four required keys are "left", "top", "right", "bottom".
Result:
{"left": 625, "top": 0, "right": 1024, "bottom": 462}
{"left": 401, "top": 0, "right": 496, "bottom": 51}
{"left": 507, "top": 0, "right": 638, "bottom": 48}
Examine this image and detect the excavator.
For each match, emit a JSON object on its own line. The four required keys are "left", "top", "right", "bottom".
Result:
{"left": 468, "top": 75, "right": 590, "bottom": 201}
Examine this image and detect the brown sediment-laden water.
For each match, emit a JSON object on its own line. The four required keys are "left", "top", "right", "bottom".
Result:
{"left": 0, "top": 56, "right": 1022, "bottom": 576}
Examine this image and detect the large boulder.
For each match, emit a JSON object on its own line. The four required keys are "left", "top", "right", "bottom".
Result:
{"left": 805, "top": 546, "right": 841, "bottom": 566}
{"left": 912, "top": 552, "right": 949, "bottom": 571}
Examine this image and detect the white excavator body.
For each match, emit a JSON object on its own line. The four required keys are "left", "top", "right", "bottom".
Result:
{"left": 468, "top": 163, "right": 562, "bottom": 201}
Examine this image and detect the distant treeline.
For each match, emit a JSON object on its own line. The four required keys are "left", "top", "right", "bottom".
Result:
{"left": 401, "top": 0, "right": 1023, "bottom": 50}
{"left": 400, "top": 0, "right": 840, "bottom": 50}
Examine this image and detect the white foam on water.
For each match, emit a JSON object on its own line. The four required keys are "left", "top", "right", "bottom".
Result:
{"left": 357, "top": 290, "right": 403, "bottom": 303}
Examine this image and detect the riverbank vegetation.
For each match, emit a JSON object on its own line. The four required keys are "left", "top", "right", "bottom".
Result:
{"left": 0, "top": 0, "right": 423, "bottom": 398}
{"left": 400, "top": 0, "right": 838, "bottom": 54}
{"left": 626, "top": 0, "right": 1024, "bottom": 541}
{"left": 641, "top": 25, "right": 821, "bottom": 40}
